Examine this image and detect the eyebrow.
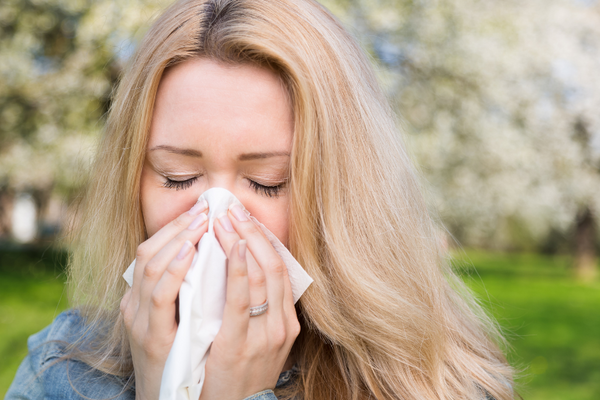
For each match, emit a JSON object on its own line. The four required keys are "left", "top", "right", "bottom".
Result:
{"left": 150, "top": 145, "right": 289, "bottom": 161}
{"left": 238, "top": 151, "right": 290, "bottom": 161}
{"left": 150, "top": 145, "right": 202, "bottom": 157}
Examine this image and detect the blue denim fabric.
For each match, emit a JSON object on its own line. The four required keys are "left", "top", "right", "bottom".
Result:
{"left": 6, "top": 309, "right": 294, "bottom": 400}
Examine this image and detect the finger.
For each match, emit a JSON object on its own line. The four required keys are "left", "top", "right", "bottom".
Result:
{"left": 131, "top": 200, "right": 208, "bottom": 299}
{"left": 137, "top": 213, "right": 209, "bottom": 319}
{"left": 215, "top": 214, "right": 267, "bottom": 308}
{"left": 227, "top": 204, "right": 286, "bottom": 315}
{"left": 213, "top": 212, "right": 241, "bottom": 259}
{"left": 120, "top": 288, "right": 133, "bottom": 328}
{"left": 220, "top": 240, "right": 251, "bottom": 342}
{"left": 148, "top": 240, "right": 196, "bottom": 336}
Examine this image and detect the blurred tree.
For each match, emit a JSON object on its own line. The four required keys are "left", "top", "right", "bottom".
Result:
{"left": 322, "top": 0, "right": 600, "bottom": 277}
{"left": 0, "top": 0, "right": 168, "bottom": 240}
{"left": 0, "top": 0, "right": 598, "bottom": 278}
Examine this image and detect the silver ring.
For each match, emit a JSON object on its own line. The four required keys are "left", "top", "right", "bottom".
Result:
{"left": 249, "top": 299, "right": 268, "bottom": 317}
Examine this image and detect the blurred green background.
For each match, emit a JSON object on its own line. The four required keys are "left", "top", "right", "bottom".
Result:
{"left": 1, "top": 0, "right": 599, "bottom": 398}
{"left": 1, "top": 248, "right": 598, "bottom": 399}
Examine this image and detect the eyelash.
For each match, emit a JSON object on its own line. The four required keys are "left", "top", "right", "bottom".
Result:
{"left": 163, "top": 176, "right": 286, "bottom": 197}
{"left": 248, "top": 179, "right": 285, "bottom": 198}
{"left": 163, "top": 177, "right": 198, "bottom": 191}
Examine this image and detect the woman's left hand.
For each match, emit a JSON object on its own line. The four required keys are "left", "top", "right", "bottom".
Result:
{"left": 199, "top": 204, "right": 300, "bottom": 400}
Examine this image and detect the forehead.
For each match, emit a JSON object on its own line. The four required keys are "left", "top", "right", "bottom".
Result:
{"left": 148, "top": 58, "right": 293, "bottom": 152}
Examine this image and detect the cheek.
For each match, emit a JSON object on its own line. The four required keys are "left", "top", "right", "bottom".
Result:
{"left": 243, "top": 197, "right": 290, "bottom": 247}
{"left": 140, "top": 166, "right": 198, "bottom": 237}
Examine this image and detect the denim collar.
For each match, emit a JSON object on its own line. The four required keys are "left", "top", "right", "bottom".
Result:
{"left": 275, "top": 364, "right": 299, "bottom": 388}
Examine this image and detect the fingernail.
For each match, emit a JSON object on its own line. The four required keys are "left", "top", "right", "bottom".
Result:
{"left": 188, "top": 199, "right": 208, "bottom": 216}
{"left": 229, "top": 204, "right": 249, "bottom": 222}
{"left": 177, "top": 240, "right": 193, "bottom": 260}
{"left": 238, "top": 240, "right": 247, "bottom": 259}
{"left": 188, "top": 213, "right": 207, "bottom": 230}
{"left": 217, "top": 212, "right": 235, "bottom": 232}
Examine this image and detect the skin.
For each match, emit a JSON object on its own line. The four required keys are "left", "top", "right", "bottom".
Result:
{"left": 120, "top": 58, "right": 300, "bottom": 400}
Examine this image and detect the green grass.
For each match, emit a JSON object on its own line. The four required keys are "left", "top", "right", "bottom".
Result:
{"left": 0, "top": 247, "right": 598, "bottom": 399}
{"left": 0, "top": 247, "right": 69, "bottom": 398}
{"left": 453, "top": 249, "right": 600, "bottom": 400}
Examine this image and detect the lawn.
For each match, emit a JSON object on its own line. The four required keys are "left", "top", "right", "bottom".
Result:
{"left": 454, "top": 249, "right": 600, "bottom": 400}
{"left": 1, "top": 247, "right": 599, "bottom": 399}
{"left": 0, "top": 247, "right": 69, "bottom": 397}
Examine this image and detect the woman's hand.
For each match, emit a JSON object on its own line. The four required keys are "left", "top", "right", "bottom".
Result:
{"left": 200, "top": 204, "right": 300, "bottom": 400}
{"left": 120, "top": 201, "right": 209, "bottom": 400}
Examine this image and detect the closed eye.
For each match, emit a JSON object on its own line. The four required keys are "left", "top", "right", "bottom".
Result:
{"left": 248, "top": 179, "right": 286, "bottom": 198}
{"left": 162, "top": 175, "right": 286, "bottom": 196}
{"left": 163, "top": 176, "right": 198, "bottom": 191}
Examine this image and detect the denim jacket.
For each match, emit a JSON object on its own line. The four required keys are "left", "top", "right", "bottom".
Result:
{"left": 6, "top": 309, "right": 295, "bottom": 400}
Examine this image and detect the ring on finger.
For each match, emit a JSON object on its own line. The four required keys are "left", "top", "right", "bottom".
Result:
{"left": 249, "top": 299, "right": 268, "bottom": 317}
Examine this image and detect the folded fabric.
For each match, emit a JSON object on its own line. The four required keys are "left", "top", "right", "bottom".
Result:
{"left": 122, "top": 187, "right": 313, "bottom": 400}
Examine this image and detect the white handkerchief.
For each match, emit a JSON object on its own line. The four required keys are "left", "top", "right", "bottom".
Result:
{"left": 122, "top": 187, "right": 313, "bottom": 400}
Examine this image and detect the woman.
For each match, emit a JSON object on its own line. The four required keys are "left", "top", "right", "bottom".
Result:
{"left": 7, "top": 0, "right": 515, "bottom": 399}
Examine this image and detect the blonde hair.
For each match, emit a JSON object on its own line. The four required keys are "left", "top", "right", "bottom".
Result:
{"left": 67, "top": 0, "right": 515, "bottom": 399}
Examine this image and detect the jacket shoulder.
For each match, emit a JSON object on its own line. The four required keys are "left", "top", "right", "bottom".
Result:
{"left": 25, "top": 309, "right": 84, "bottom": 369}
{"left": 6, "top": 309, "right": 134, "bottom": 400}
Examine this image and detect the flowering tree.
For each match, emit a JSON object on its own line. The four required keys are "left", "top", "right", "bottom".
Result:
{"left": 323, "top": 0, "right": 600, "bottom": 277}
{"left": 1, "top": 0, "right": 598, "bottom": 278}
{"left": 0, "top": 0, "right": 166, "bottom": 238}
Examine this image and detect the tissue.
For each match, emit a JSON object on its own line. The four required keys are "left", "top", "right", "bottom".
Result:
{"left": 122, "top": 187, "right": 313, "bottom": 400}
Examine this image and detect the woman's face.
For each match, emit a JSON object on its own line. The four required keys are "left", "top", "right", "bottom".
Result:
{"left": 140, "top": 58, "right": 293, "bottom": 245}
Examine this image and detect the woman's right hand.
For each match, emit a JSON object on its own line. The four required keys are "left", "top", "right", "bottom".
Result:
{"left": 120, "top": 201, "right": 209, "bottom": 400}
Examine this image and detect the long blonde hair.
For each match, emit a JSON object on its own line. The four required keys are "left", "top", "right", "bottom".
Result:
{"left": 67, "top": 0, "right": 515, "bottom": 399}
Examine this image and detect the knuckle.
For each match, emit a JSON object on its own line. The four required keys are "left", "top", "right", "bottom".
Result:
{"left": 172, "top": 213, "right": 189, "bottom": 230}
{"left": 119, "top": 292, "right": 129, "bottom": 314}
{"left": 136, "top": 242, "right": 151, "bottom": 260}
{"left": 238, "top": 221, "right": 260, "bottom": 236}
{"left": 229, "top": 264, "right": 248, "bottom": 279}
{"left": 248, "top": 272, "right": 266, "bottom": 288}
{"left": 120, "top": 295, "right": 134, "bottom": 328}
{"left": 150, "top": 290, "right": 167, "bottom": 308}
{"left": 289, "top": 319, "right": 301, "bottom": 339}
{"left": 166, "top": 263, "right": 185, "bottom": 279}
{"left": 122, "top": 309, "right": 134, "bottom": 329}
{"left": 143, "top": 261, "right": 162, "bottom": 280}
{"left": 232, "top": 296, "right": 250, "bottom": 313}
{"left": 267, "top": 260, "right": 285, "bottom": 276}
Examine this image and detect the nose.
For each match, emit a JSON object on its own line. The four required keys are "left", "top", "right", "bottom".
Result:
{"left": 203, "top": 174, "right": 247, "bottom": 207}
{"left": 206, "top": 174, "right": 235, "bottom": 194}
